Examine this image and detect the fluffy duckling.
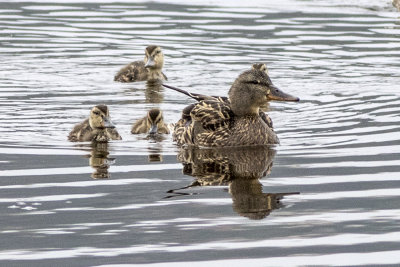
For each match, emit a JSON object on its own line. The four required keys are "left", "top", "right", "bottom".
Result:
{"left": 114, "top": 45, "right": 167, "bottom": 82}
{"left": 172, "top": 68, "right": 299, "bottom": 147}
{"left": 68, "top": 105, "right": 122, "bottom": 142}
{"left": 252, "top": 63, "right": 269, "bottom": 74}
{"left": 131, "top": 108, "right": 170, "bottom": 134}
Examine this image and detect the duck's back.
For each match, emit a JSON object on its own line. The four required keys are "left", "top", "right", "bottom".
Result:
{"left": 114, "top": 61, "right": 148, "bottom": 82}
{"left": 173, "top": 100, "right": 278, "bottom": 147}
{"left": 68, "top": 119, "right": 93, "bottom": 142}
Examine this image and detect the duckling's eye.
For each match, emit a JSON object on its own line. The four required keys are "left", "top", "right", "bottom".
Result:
{"left": 93, "top": 111, "right": 100, "bottom": 116}
{"left": 251, "top": 80, "right": 260, "bottom": 85}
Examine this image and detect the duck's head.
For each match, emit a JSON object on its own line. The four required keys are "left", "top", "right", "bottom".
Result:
{"left": 89, "top": 105, "right": 115, "bottom": 129}
{"left": 252, "top": 63, "right": 269, "bottom": 74}
{"left": 147, "top": 108, "right": 164, "bottom": 134}
{"left": 228, "top": 69, "right": 299, "bottom": 116}
{"left": 144, "top": 45, "right": 164, "bottom": 70}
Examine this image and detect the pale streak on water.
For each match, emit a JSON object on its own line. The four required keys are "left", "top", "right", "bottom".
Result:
{"left": 1, "top": 0, "right": 400, "bottom": 266}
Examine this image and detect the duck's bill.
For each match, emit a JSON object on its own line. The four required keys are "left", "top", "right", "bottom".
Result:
{"left": 148, "top": 124, "right": 158, "bottom": 135}
{"left": 103, "top": 118, "right": 116, "bottom": 128}
{"left": 268, "top": 85, "right": 299, "bottom": 102}
{"left": 145, "top": 57, "right": 155, "bottom": 68}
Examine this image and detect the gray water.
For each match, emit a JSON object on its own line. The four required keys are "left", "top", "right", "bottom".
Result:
{"left": 1, "top": 0, "right": 400, "bottom": 266}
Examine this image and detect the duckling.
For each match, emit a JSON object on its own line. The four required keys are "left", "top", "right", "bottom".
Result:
{"left": 252, "top": 63, "right": 269, "bottom": 74}
{"left": 114, "top": 45, "right": 167, "bottom": 82}
{"left": 171, "top": 68, "right": 299, "bottom": 147}
{"left": 131, "top": 108, "right": 170, "bottom": 134}
{"left": 68, "top": 105, "right": 122, "bottom": 142}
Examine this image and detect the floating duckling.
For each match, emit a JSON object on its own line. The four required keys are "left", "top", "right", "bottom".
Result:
{"left": 131, "top": 108, "right": 170, "bottom": 134}
{"left": 169, "top": 68, "right": 299, "bottom": 147}
{"left": 114, "top": 45, "right": 167, "bottom": 82}
{"left": 252, "top": 63, "right": 269, "bottom": 74}
{"left": 68, "top": 105, "right": 122, "bottom": 142}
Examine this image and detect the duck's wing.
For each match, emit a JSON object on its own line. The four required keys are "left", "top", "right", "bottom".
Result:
{"left": 131, "top": 117, "right": 147, "bottom": 134}
{"left": 68, "top": 119, "right": 91, "bottom": 142}
{"left": 107, "top": 128, "right": 122, "bottom": 140}
{"left": 191, "top": 100, "right": 234, "bottom": 131}
{"left": 114, "top": 61, "right": 146, "bottom": 82}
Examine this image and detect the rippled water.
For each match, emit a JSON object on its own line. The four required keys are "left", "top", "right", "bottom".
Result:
{"left": 1, "top": 0, "right": 400, "bottom": 266}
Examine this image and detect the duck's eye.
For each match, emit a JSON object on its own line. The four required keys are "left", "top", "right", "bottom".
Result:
{"left": 251, "top": 80, "right": 260, "bottom": 84}
{"left": 93, "top": 111, "right": 100, "bottom": 116}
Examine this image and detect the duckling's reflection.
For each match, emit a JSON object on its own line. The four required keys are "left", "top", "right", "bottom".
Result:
{"left": 147, "top": 142, "right": 163, "bottom": 162}
{"left": 145, "top": 80, "right": 164, "bottom": 103}
{"left": 88, "top": 142, "right": 115, "bottom": 179}
{"left": 171, "top": 146, "right": 298, "bottom": 220}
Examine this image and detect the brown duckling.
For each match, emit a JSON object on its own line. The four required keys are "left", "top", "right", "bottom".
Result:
{"left": 171, "top": 68, "right": 299, "bottom": 147}
{"left": 68, "top": 105, "right": 122, "bottom": 142}
{"left": 252, "top": 63, "right": 269, "bottom": 74}
{"left": 131, "top": 108, "right": 170, "bottom": 134}
{"left": 114, "top": 45, "right": 167, "bottom": 82}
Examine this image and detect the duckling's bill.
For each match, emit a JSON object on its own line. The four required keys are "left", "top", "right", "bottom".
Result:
{"left": 103, "top": 118, "right": 116, "bottom": 128}
{"left": 149, "top": 124, "right": 158, "bottom": 135}
{"left": 145, "top": 57, "right": 155, "bottom": 68}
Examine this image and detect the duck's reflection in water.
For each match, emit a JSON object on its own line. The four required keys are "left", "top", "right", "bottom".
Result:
{"left": 88, "top": 142, "right": 115, "bottom": 179}
{"left": 145, "top": 80, "right": 164, "bottom": 103}
{"left": 147, "top": 141, "right": 163, "bottom": 162}
{"left": 171, "top": 146, "right": 298, "bottom": 220}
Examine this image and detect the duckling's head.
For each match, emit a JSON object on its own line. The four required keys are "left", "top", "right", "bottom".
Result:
{"left": 89, "top": 105, "right": 115, "bottom": 129}
{"left": 144, "top": 45, "right": 164, "bottom": 70}
{"left": 147, "top": 108, "right": 164, "bottom": 134}
{"left": 252, "top": 63, "right": 269, "bottom": 74}
{"left": 228, "top": 69, "right": 299, "bottom": 116}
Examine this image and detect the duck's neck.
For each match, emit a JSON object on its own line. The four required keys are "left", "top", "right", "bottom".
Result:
{"left": 230, "top": 100, "right": 260, "bottom": 117}
{"left": 147, "top": 68, "right": 163, "bottom": 79}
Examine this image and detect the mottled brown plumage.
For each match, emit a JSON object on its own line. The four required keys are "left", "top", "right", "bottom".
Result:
{"left": 114, "top": 45, "right": 167, "bottom": 82}
{"left": 68, "top": 105, "right": 122, "bottom": 142}
{"left": 131, "top": 108, "right": 170, "bottom": 134}
{"left": 171, "top": 68, "right": 299, "bottom": 147}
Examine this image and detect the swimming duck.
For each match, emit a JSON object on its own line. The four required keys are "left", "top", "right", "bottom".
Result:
{"left": 170, "top": 68, "right": 299, "bottom": 147}
{"left": 162, "top": 63, "right": 274, "bottom": 128}
{"left": 131, "top": 108, "right": 170, "bottom": 134}
{"left": 252, "top": 63, "right": 269, "bottom": 74}
{"left": 114, "top": 45, "right": 167, "bottom": 82}
{"left": 68, "top": 105, "right": 122, "bottom": 142}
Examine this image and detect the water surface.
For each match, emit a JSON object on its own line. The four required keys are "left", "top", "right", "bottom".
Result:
{"left": 1, "top": 0, "right": 400, "bottom": 266}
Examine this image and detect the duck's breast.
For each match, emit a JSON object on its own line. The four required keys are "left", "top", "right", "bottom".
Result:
{"left": 227, "top": 116, "right": 278, "bottom": 146}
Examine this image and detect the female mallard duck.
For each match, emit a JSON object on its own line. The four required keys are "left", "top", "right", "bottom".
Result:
{"left": 68, "top": 105, "right": 122, "bottom": 142}
{"left": 163, "top": 63, "right": 275, "bottom": 128}
{"left": 114, "top": 45, "right": 167, "bottom": 82}
{"left": 170, "top": 68, "right": 299, "bottom": 147}
{"left": 131, "top": 108, "right": 170, "bottom": 134}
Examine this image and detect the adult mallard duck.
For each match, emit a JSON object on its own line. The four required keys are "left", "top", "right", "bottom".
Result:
{"left": 168, "top": 68, "right": 299, "bottom": 147}
{"left": 131, "top": 108, "right": 170, "bottom": 134}
{"left": 68, "top": 105, "right": 122, "bottom": 142}
{"left": 114, "top": 45, "right": 167, "bottom": 82}
{"left": 163, "top": 63, "right": 274, "bottom": 128}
